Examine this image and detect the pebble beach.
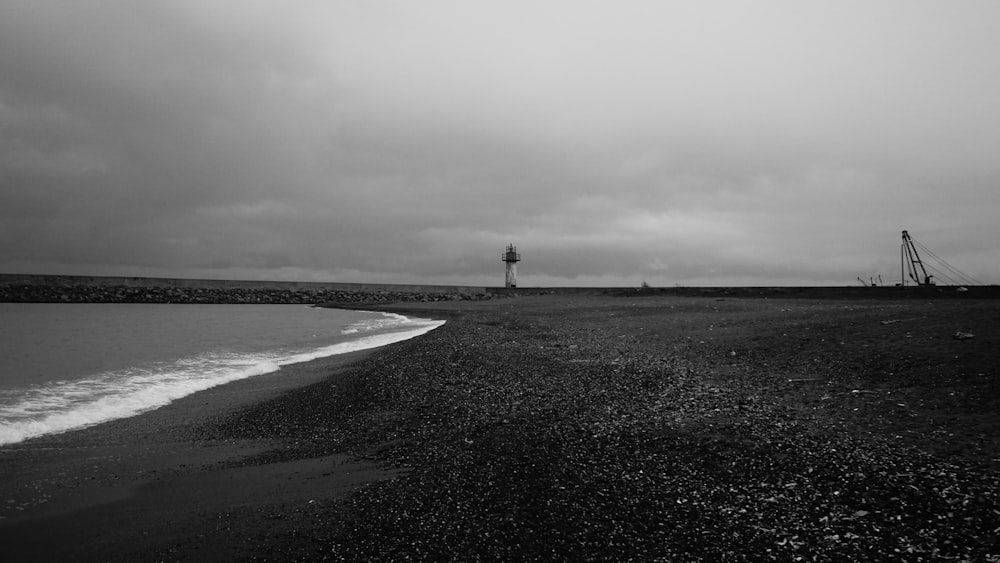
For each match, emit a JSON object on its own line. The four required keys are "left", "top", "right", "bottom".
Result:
{"left": 2, "top": 291, "right": 999, "bottom": 561}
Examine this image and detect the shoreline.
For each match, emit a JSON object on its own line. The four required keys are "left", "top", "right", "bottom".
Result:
{"left": 0, "top": 305, "right": 446, "bottom": 448}
{"left": 0, "top": 346, "right": 405, "bottom": 561}
{"left": 2, "top": 294, "right": 999, "bottom": 560}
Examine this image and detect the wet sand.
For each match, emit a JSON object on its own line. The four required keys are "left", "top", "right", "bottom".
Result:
{"left": 0, "top": 349, "right": 399, "bottom": 562}
{"left": 2, "top": 292, "right": 999, "bottom": 561}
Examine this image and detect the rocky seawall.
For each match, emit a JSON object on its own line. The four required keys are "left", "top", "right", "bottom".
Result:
{"left": 0, "top": 283, "right": 499, "bottom": 304}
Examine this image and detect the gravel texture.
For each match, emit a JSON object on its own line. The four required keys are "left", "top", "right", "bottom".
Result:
{"left": 191, "top": 293, "right": 1000, "bottom": 562}
{"left": 3, "top": 292, "right": 997, "bottom": 561}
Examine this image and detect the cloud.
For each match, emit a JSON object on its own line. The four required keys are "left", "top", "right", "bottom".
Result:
{"left": 2, "top": 1, "right": 999, "bottom": 286}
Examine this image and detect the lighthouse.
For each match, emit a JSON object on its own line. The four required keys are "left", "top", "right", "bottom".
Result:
{"left": 501, "top": 243, "right": 520, "bottom": 288}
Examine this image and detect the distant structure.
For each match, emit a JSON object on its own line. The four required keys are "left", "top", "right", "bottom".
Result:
{"left": 897, "top": 229, "right": 982, "bottom": 287}
{"left": 901, "top": 230, "right": 934, "bottom": 286}
{"left": 501, "top": 243, "right": 521, "bottom": 288}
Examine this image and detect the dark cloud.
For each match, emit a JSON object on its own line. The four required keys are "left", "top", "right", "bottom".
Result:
{"left": 2, "top": 1, "right": 998, "bottom": 286}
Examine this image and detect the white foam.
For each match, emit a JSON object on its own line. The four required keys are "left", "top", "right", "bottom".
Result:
{"left": 340, "top": 311, "right": 414, "bottom": 334}
{"left": 292, "top": 317, "right": 445, "bottom": 364}
{"left": 0, "top": 357, "right": 283, "bottom": 446}
{"left": 0, "top": 314, "right": 444, "bottom": 446}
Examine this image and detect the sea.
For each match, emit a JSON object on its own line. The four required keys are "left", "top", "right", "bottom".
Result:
{"left": 0, "top": 303, "right": 444, "bottom": 446}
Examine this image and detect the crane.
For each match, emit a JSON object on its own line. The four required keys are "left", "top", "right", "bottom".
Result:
{"left": 901, "top": 230, "right": 934, "bottom": 286}
{"left": 899, "top": 230, "right": 985, "bottom": 287}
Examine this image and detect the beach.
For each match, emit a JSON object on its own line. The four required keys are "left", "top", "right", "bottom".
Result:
{"left": 2, "top": 292, "right": 999, "bottom": 561}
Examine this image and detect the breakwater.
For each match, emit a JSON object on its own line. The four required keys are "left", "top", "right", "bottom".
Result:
{"left": 5, "top": 274, "right": 992, "bottom": 304}
{"left": 0, "top": 274, "right": 498, "bottom": 304}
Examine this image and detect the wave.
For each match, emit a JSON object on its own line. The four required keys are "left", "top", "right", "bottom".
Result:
{"left": 0, "top": 313, "right": 444, "bottom": 446}
{"left": 340, "top": 311, "right": 415, "bottom": 334}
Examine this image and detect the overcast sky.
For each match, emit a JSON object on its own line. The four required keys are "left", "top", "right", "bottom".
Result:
{"left": 2, "top": 1, "right": 998, "bottom": 287}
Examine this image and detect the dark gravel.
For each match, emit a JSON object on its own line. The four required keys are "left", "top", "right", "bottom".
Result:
{"left": 196, "top": 293, "right": 1000, "bottom": 562}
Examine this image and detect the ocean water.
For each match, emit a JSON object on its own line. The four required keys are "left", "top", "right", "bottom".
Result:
{"left": 0, "top": 303, "right": 444, "bottom": 446}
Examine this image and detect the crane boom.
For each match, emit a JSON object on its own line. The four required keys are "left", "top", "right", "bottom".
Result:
{"left": 901, "top": 230, "right": 934, "bottom": 286}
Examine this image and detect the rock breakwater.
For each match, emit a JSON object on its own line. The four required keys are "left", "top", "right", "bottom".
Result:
{"left": 0, "top": 283, "right": 499, "bottom": 304}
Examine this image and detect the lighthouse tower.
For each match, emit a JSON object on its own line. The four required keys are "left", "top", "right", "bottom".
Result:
{"left": 501, "top": 243, "right": 521, "bottom": 288}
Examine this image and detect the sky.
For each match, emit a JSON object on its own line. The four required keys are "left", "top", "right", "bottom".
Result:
{"left": 1, "top": 1, "right": 998, "bottom": 287}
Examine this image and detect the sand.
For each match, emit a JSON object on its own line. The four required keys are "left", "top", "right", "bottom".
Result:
{"left": 0, "top": 349, "right": 400, "bottom": 562}
{"left": 2, "top": 291, "right": 999, "bottom": 561}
